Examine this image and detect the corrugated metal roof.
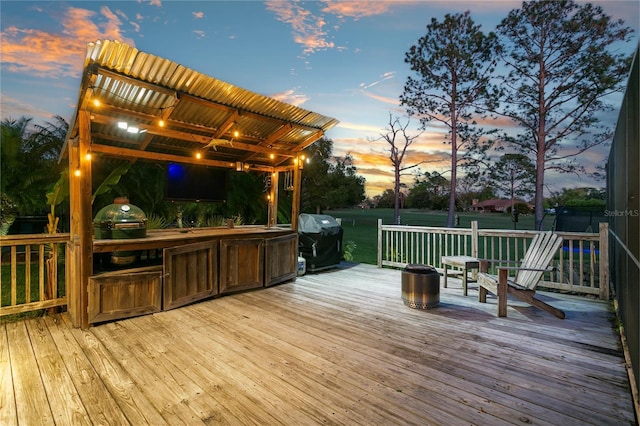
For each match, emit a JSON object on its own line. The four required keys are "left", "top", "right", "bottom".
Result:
{"left": 66, "top": 39, "right": 338, "bottom": 170}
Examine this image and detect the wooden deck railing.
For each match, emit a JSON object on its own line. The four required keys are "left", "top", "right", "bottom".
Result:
{"left": 378, "top": 220, "right": 609, "bottom": 299}
{"left": 0, "top": 233, "right": 69, "bottom": 316}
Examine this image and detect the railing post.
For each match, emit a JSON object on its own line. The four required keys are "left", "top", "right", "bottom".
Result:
{"left": 377, "top": 218, "right": 383, "bottom": 268}
{"left": 599, "top": 222, "right": 610, "bottom": 300}
{"left": 471, "top": 221, "right": 478, "bottom": 259}
{"left": 471, "top": 221, "right": 479, "bottom": 280}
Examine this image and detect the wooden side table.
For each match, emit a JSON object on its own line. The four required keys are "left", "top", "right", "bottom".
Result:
{"left": 441, "top": 255, "right": 480, "bottom": 296}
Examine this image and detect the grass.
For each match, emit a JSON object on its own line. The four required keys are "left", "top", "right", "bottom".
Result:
{"left": 1, "top": 258, "right": 66, "bottom": 323}
{"left": 330, "top": 208, "right": 556, "bottom": 265}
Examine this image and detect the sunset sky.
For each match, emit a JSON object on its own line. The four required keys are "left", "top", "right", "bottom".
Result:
{"left": 1, "top": 1, "right": 638, "bottom": 197}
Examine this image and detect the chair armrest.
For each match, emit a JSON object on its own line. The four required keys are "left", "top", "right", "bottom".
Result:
{"left": 496, "top": 266, "right": 556, "bottom": 272}
{"left": 478, "top": 259, "right": 520, "bottom": 272}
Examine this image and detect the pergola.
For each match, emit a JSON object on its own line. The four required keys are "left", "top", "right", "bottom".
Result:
{"left": 62, "top": 40, "right": 338, "bottom": 328}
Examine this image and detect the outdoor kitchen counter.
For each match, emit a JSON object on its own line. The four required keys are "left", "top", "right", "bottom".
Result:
{"left": 93, "top": 225, "right": 293, "bottom": 253}
{"left": 88, "top": 225, "right": 299, "bottom": 324}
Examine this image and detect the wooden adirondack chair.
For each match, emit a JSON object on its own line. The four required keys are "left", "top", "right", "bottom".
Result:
{"left": 477, "top": 232, "right": 565, "bottom": 319}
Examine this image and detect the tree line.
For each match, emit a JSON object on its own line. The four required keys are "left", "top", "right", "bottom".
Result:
{"left": 389, "top": 0, "right": 632, "bottom": 229}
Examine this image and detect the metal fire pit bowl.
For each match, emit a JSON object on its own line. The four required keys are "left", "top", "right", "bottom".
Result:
{"left": 401, "top": 264, "right": 440, "bottom": 309}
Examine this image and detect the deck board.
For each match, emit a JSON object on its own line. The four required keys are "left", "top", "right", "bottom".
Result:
{"left": 2, "top": 263, "right": 636, "bottom": 425}
{"left": 24, "top": 318, "right": 90, "bottom": 425}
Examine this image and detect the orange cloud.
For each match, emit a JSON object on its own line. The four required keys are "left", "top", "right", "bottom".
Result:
{"left": 361, "top": 91, "right": 401, "bottom": 107}
{"left": 270, "top": 89, "right": 310, "bottom": 107}
{"left": 331, "top": 133, "right": 455, "bottom": 196}
{"left": 321, "top": 1, "right": 393, "bottom": 19}
{"left": 266, "top": 2, "right": 334, "bottom": 54}
{"left": 0, "top": 6, "right": 135, "bottom": 78}
{"left": 336, "top": 121, "right": 389, "bottom": 134}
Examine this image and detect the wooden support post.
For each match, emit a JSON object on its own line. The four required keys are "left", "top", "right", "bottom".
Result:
{"left": 269, "top": 171, "right": 279, "bottom": 227}
{"left": 291, "top": 160, "right": 302, "bottom": 231}
{"left": 377, "top": 219, "right": 383, "bottom": 268}
{"left": 599, "top": 222, "right": 610, "bottom": 300}
{"left": 471, "top": 220, "right": 479, "bottom": 280}
{"left": 497, "top": 268, "right": 508, "bottom": 317}
{"left": 478, "top": 260, "right": 489, "bottom": 303}
{"left": 68, "top": 110, "right": 93, "bottom": 328}
{"left": 471, "top": 221, "right": 478, "bottom": 259}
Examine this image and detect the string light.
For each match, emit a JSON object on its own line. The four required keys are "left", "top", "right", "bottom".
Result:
{"left": 85, "top": 141, "right": 92, "bottom": 161}
{"left": 92, "top": 98, "right": 101, "bottom": 107}
{"left": 196, "top": 151, "right": 202, "bottom": 160}
{"left": 158, "top": 119, "right": 165, "bottom": 127}
{"left": 74, "top": 168, "right": 81, "bottom": 177}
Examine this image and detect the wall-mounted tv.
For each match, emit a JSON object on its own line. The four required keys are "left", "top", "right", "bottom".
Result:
{"left": 165, "top": 163, "right": 229, "bottom": 202}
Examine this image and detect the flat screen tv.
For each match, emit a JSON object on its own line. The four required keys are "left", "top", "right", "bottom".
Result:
{"left": 165, "top": 163, "right": 228, "bottom": 202}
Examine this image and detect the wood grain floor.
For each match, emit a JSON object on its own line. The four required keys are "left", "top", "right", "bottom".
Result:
{"left": 2, "top": 263, "right": 636, "bottom": 425}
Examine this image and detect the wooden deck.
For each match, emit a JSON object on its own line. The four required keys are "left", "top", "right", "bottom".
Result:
{"left": 2, "top": 263, "right": 636, "bottom": 425}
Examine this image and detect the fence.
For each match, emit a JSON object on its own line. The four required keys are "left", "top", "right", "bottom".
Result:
{"left": 606, "top": 46, "right": 639, "bottom": 418}
{"left": 0, "top": 233, "right": 69, "bottom": 316}
{"left": 378, "top": 220, "right": 609, "bottom": 299}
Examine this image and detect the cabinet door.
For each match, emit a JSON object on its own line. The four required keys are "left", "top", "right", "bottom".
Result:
{"left": 265, "top": 233, "right": 297, "bottom": 287}
{"left": 163, "top": 240, "right": 218, "bottom": 310}
{"left": 88, "top": 266, "right": 162, "bottom": 324}
{"left": 219, "top": 238, "right": 264, "bottom": 294}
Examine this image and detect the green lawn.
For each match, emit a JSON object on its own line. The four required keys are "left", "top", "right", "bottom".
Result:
{"left": 1, "top": 259, "right": 66, "bottom": 322}
{"left": 329, "top": 208, "right": 556, "bottom": 265}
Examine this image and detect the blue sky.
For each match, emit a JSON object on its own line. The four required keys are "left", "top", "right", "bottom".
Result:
{"left": 1, "top": 1, "right": 638, "bottom": 197}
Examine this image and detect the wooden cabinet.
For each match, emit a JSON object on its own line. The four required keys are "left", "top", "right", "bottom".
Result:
{"left": 163, "top": 240, "right": 218, "bottom": 310}
{"left": 89, "top": 229, "right": 297, "bottom": 325}
{"left": 88, "top": 266, "right": 162, "bottom": 324}
{"left": 265, "top": 233, "right": 297, "bottom": 287}
{"left": 219, "top": 237, "right": 264, "bottom": 294}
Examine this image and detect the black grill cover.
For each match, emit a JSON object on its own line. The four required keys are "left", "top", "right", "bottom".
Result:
{"left": 298, "top": 213, "right": 343, "bottom": 272}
